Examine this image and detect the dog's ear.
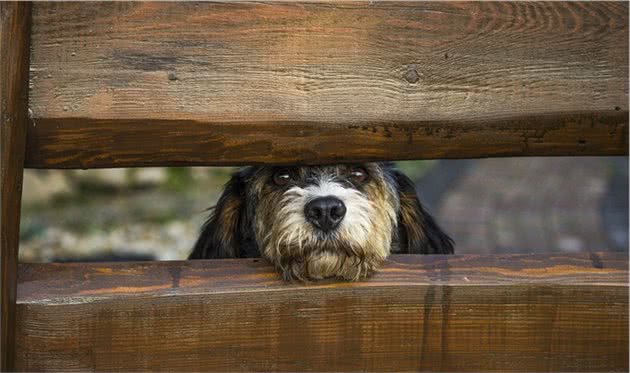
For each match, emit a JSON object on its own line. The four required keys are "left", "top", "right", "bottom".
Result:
{"left": 392, "top": 169, "right": 454, "bottom": 254}
{"left": 189, "top": 170, "right": 249, "bottom": 259}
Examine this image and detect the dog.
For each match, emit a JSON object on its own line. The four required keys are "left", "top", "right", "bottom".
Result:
{"left": 189, "top": 163, "right": 453, "bottom": 281}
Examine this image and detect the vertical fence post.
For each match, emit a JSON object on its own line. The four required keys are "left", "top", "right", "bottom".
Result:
{"left": 1, "top": 2, "right": 32, "bottom": 371}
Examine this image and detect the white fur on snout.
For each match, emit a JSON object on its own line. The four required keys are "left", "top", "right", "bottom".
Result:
{"left": 282, "top": 178, "right": 372, "bottom": 247}
{"left": 309, "top": 179, "right": 373, "bottom": 246}
{"left": 262, "top": 175, "right": 396, "bottom": 280}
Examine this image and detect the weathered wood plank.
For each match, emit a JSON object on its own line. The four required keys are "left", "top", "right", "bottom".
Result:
{"left": 16, "top": 254, "right": 629, "bottom": 372}
{"left": 26, "top": 1, "right": 628, "bottom": 168}
{"left": 0, "top": 2, "right": 31, "bottom": 371}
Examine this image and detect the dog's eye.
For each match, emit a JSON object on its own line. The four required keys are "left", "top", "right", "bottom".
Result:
{"left": 272, "top": 169, "right": 292, "bottom": 186}
{"left": 348, "top": 167, "right": 368, "bottom": 184}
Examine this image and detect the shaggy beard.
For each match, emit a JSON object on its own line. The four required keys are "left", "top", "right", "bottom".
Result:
{"left": 296, "top": 251, "right": 380, "bottom": 281}
{"left": 258, "top": 181, "right": 396, "bottom": 281}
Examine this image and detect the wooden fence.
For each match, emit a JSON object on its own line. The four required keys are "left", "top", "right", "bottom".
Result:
{"left": 2, "top": 1, "right": 628, "bottom": 371}
{"left": 15, "top": 254, "right": 629, "bottom": 371}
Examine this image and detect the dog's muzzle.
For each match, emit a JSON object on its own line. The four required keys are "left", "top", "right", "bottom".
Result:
{"left": 304, "top": 196, "right": 346, "bottom": 232}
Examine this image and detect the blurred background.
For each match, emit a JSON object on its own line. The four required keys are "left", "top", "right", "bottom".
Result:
{"left": 19, "top": 156, "right": 628, "bottom": 262}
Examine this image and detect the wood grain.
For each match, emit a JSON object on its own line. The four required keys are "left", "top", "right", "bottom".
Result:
{"left": 16, "top": 254, "right": 629, "bottom": 372}
{"left": 26, "top": 1, "right": 628, "bottom": 168}
{"left": 1, "top": 2, "right": 31, "bottom": 371}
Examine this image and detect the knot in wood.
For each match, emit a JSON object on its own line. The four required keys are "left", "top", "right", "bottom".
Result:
{"left": 404, "top": 68, "right": 419, "bottom": 84}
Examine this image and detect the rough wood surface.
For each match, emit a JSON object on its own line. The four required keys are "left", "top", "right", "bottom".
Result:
{"left": 16, "top": 254, "right": 629, "bottom": 372}
{"left": 1, "top": 2, "right": 31, "bottom": 371}
{"left": 26, "top": 1, "right": 628, "bottom": 168}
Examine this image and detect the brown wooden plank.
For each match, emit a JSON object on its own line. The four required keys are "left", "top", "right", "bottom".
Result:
{"left": 26, "top": 1, "right": 628, "bottom": 168}
{"left": 0, "top": 2, "right": 31, "bottom": 371}
{"left": 16, "top": 254, "right": 629, "bottom": 372}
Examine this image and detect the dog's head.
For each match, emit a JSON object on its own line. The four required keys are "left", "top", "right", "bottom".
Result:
{"left": 190, "top": 163, "right": 453, "bottom": 281}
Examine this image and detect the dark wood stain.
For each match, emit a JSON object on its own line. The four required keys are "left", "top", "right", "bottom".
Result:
{"left": 589, "top": 252, "right": 604, "bottom": 269}
{"left": 167, "top": 265, "right": 181, "bottom": 289}
{"left": 1, "top": 3, "right": 31, "bottom": 371}
{"left": 24, "top": 112, "right": 628, "bottom": 169}
{"left": 420, "top": 285, "right": 436, "bottom": 371}
{"left": 15, "top": 253, "right": 629, "bottom": 372}
{"left": 25, "top": 1, "right": 628, "bottom": 168}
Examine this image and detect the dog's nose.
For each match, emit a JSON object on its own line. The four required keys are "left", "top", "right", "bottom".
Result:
{"left": 304, "top": 196, "right": 346, "bottom": 232}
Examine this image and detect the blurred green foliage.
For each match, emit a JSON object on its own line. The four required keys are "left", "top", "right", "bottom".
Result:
{"left": 164, "top": 168, "right": 195, "bottom": 191}
{"left": 394, "top": 160, "right": 436, "bottom": 180}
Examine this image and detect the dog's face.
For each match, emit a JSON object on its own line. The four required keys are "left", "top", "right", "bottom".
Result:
{"left": 190, "top": 163, "right": 453, "bottom": 281}
{"left": 251, "top": 164, "right": 399, "bottom": 281}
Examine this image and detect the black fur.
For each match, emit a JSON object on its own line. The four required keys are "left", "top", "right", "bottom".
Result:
{"left": 391, "top": 169, "right": 454, "bottom": 254}
{"left": 189, "top": 169, "right": 257, "bottom": 259}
